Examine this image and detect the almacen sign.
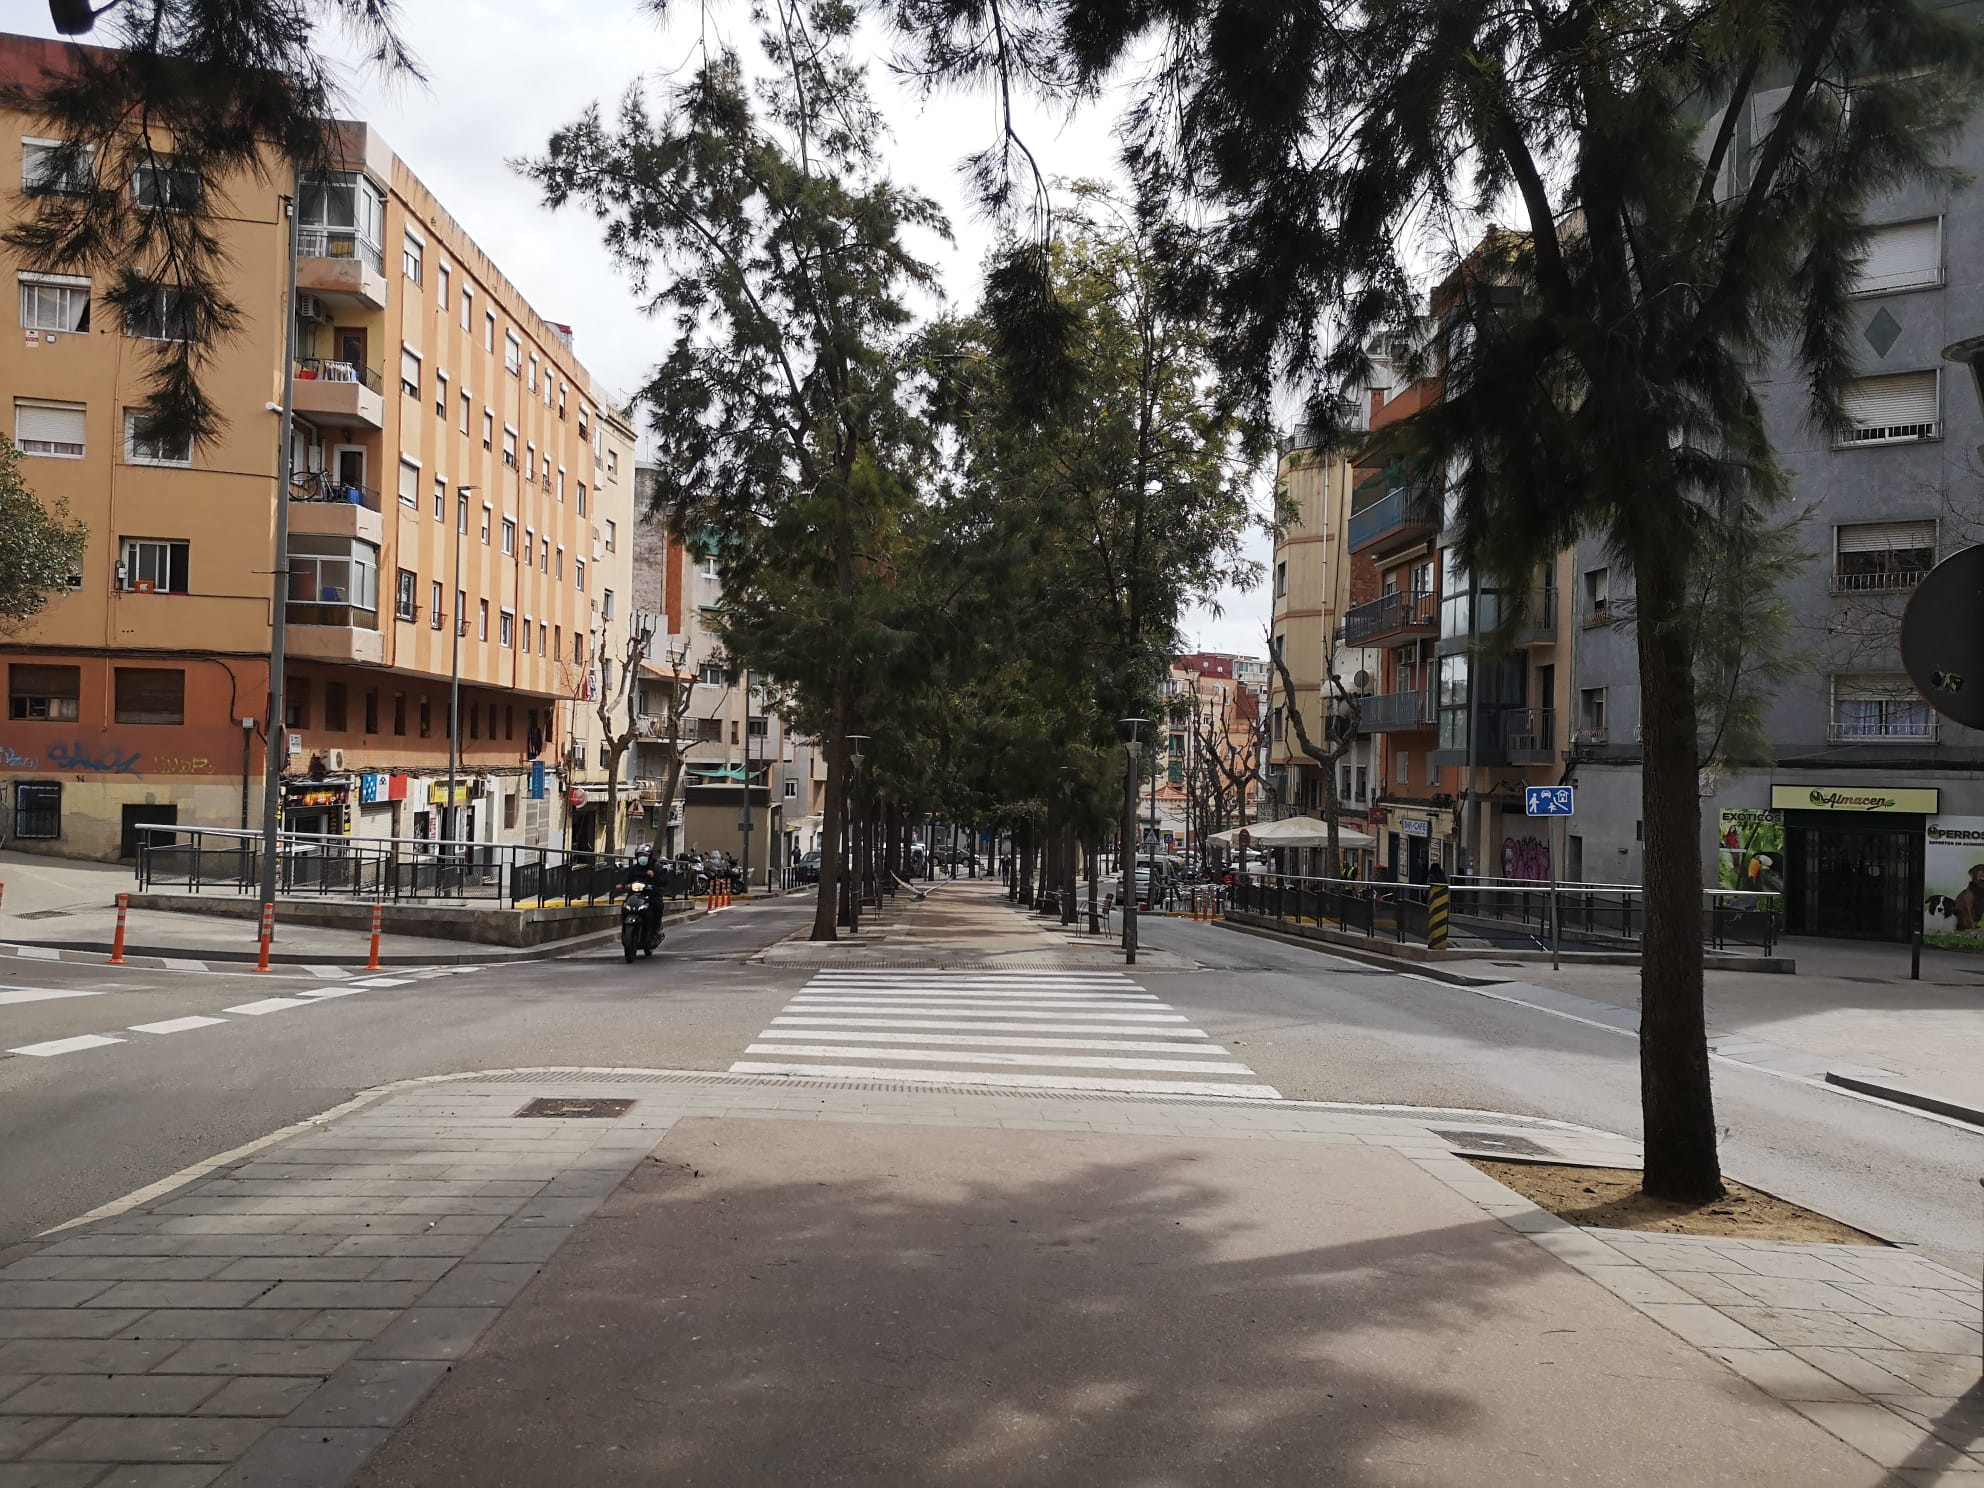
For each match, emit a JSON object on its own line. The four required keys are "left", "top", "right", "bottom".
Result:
{"left": 1768, "top": 785, "right": 1941, "bottom": 815}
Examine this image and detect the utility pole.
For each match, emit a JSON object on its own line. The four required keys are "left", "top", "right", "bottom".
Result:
{"left": 739, "top": 669, "right": 754, "bottom": 891}
{"left": 255, "top": 179, "right": 303, "bottom": 924}
{"left": 446, "top": 487, "right": 469, "bottom": 851}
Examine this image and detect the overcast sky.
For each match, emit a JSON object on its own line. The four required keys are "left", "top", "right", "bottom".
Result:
{"left": 14, "top": 1, "right": 1272, "bottom": 658}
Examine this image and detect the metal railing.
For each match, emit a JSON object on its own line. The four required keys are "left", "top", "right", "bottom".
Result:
{"left": 1347, "top": 485, "right": 1439, "bottom": 552}
{"left": 1359, "top": 688, "right": 1436, "bottom": 732}
{"left": 134, "top": 824, "right": 696, "bottom": 911}
{"left": 1343, "top": 589, "right": 1437, "bottom": 644}
{"left": 297, "top": 226, "right": 384, "bottom": 272}
{"left": 1225, "top": 873, "right": 1782, "bottom": 954}
{"left": 1825, "top": 718, "right": 1937, "bottom": 743}
{"left": 294, "top": 358, "right": 384, "bottom": 394}
{"left": 289, "top": 472, "right": 380, "bottom": 510}
{"left": 1828, "top": 567, "right": 1927, "bottom": 594}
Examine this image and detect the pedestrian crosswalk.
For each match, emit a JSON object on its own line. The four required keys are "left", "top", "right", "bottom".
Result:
{"left": 731, "top": 969, "right": 1280, "bottom": 1099}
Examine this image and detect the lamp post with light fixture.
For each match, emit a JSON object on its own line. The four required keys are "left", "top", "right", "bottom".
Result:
{"left": 1118, "top": 718, "right": 1148, "bottom": 965}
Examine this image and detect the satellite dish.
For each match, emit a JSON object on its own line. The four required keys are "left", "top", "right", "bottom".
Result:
{"left": 1900, "top": 546, "right": 1984, "bottom": 731}
{"left": 1352, "top": 670, "right": 1372, "bottom": 692}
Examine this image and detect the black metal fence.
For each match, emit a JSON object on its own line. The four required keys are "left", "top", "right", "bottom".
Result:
{"left": 135, "top": 826, "right": 695, "bottom": 911}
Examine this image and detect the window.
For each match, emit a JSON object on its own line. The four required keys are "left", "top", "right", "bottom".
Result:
{"left": 1834, "top": 520, "right": 1935, "bottom": 592}
{"left": 457, "top": 492, "right": 469, "bottom": 533}
{"left": 1273, "top": 561, "right": 1287, "bottom": 599}
{"left": 402, "top": 231, "right": 423, "bottom": 284}
{"left": 499, "top": 610, "right": 515, "bottom": 648}
{"left": 481, "top": 504, "right": 492, "bottom": 544}
{"left": 123, "top": 284, "right": 192, "bottom": 341}
{"left": 297, "top": 171, "right": 384, "bottom": 269}
{"left": 784, "top": 779, "right": 798, "bottom": 800}
{"left": 697, "top": 717, "right": 724, "bottom": 743}
{"left": 540, "top": 538, "right": 548, "bottom": 573}
{"left": 286, "top": 536, "right": 378, "bottom": 616}
{"left": 114, "top": 667, "right": 185, "bottom": 724}
{"left": 364, "top": 688, "right": 379, "bottom": 734}
{"left": 478, "top": 599, "right": 489, "bottom": 640}
{"left": 1581, "top": 567, "right": 1610, "bottom": 625}
{"left": 133, "top": 160, "right": 201, "bottom": 212}
{"left": 698, "top": 662, "right": 724, "bottom": 686}
{"left": 1854, "top": 218, "right": 1942, "bottom": 296}
{"left": 558, "top": 385, "right": 568, "bottom": 420}
{"left": 578, "top": 408, "right": 590, "bottom": 440}
{"left": 1340, "top": 764, "right": 1352, "bottom": 800}
{"left": 325, "top": 681, "right": 348, "bottom": 733}
{"left": 602, "top": 588, "right": 616, "bottom": 620}
{"left": 437, "top": 261, "right": 450, "bottom": 312}
{"left": 395, "top": 568, "right": 417, "bottom": 621}
{"left": 502, "top": 518, "right": 516, "bottom": 556}
{"left": 398, "top": 458, "right": 420, "bottom": 509}
{"left": 399, "top": 347, "right": 421, "bottom": 399}
{"left": 556, "top": 546, "right": 565, "bottom": 579}
{"left": 700, "top": 553, "right": 720, "bottom": 580}
{"left": 1831, "top": 674, "right": 1934, "bottom": 741}
{"left": 468, "top": 702, "right": 480, "bottom": 741}
{"left": 124, "top": 409, "right": 191, "bottom": 466}
{"left": 538, "top": 624, "right": 547, "bottom": 657}
{"left": 456, "top": 588, "right": 466, "bottom": 634}
{"left": 1840, "top": 371, "right": 1939, "bottom": 444}
{"left": 525, "top": 445, "right": 535, "bottom": 481}
{"left": 8, "top": 664, "right": 79, "bottom": 721}
{"left": 504, "top": 331, "right": 522, "bottom": 375}
{"left": 523, "top": 529, "right": 534, "bottom": 566}
{"left": 1355, "top": 765, "right": 1368, "bottom": 802}
{"left": 747, "top": 716, "right": 768, "bottom": 740}
{"left": 502, "top": 427, "right": 517, "bottom": 468}
{"left": 606, "top": 449, "right": 619, "bottom": 482}
{"left": 13, "top": 782, "right": 61, "bottom": 840}
{"left": 460, "top": 390, "right": 471, "bottom": 435}
{"left": 484, "top": 310, "right": 496, "bottom": 352}
{"left": 522, "top": 617, "right": 534, "bottom": 653}
{"left": 602, "top": 658, "right": 615, "bottom": 695}
{"left": 419, "top": 694, "right": 431, "bottom": 737}
{"left": 1578, "top": 688, "right": 1607, "bottom": 741}
{"left": 576, "top": 482, "right": 587, "bottom": 517}
{"left": 528, "top": 352, "right": 538, "bottom": 391}
{"left": 556, "top": 468, "right": 565, "bottom": 502}
{"left": 433, "top": 475, "right": 446, "bottom": 522}
{"left": 21, "top": 139, "right": 94, "bottom": 197}
{"left": 19, "top": 273, "right": 90, "bottom": 333}
{"left": 604, "top": 520, "right": 617, "bottom": 552}
{"left": 575, "top": 557, "right": 586, "bottom": 591}
{"left": 429, "top": 580, "right": 443, "bottom": 631}
{"left": 435, "top": 370, "right": 448, "bottom": 419}
{"left": 121, "top": 537, "right": 190, "bottom": 594}
{"left": 461, "top": 284, "right": 473, "bottom": 333}
{"left": 572, "top": 630, "right": 582, "bottom": 664}
{"left": 394, "top": 692, "right": 407, "bottom": 736}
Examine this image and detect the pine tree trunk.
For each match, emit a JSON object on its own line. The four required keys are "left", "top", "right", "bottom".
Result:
{"left": 1635, "top": 553, "right": 1724, "bottom": 1203}
{"left": 1086, "top": 837, "right": 1101, "bottom": 934}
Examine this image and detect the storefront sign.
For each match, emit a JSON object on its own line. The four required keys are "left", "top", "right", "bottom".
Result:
{"left": 285, "top": 787, "right": 343, "bottom": 808}
{"left": 1770, "top": 785, "right": 1939, "bottom": 815}
{"left": 529, "top": 760, "right": 547, "bottom": 800}
{"left": 1401, "top": 818, "right": 1430, "bottom": 838}
{"left": 429, "top": 782, "right": 472, "bottom": 806}
{"left": 1717, "top": 808, "right": 1784, "bottom": 898}
{"left": 1923, "top": 816, "right": 1984, "bottom": 945}
{"left": 359, "top": 774, "right": 387, "bottom": 804}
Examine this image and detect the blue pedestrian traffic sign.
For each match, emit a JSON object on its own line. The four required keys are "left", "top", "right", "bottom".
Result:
{"left": 1525, "top": 785, "right": 1575, "bottom": 817}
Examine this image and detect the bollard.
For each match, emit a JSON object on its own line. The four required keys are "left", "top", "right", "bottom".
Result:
{"left": 365, "top": 902, "right": 384, "bottom": 973}
{"left": 1427, "top": 883, "right": 1450, "bottom": 951}
{"left": 0, "top": 882, "right": 6, "bottom": 911}
{"left": 254, "top": 901, "right": 276, "bottom": 973}
{"left": 108, "top": 893, "right": 129, "bottom": 965}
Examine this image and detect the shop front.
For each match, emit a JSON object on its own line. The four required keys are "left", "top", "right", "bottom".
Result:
{"left": 1770, "top": 784, "right": 1937, "bottom": 942}
{"left": 1370, "top": 805, "right": 1453, "bottom": 883}
{"left": 281, "top": 779, "right": 351, "bottom": 839}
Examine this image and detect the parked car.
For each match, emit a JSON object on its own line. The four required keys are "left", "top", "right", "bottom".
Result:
{"left": 792, "top": 851, "right": 823, "bottom": 886}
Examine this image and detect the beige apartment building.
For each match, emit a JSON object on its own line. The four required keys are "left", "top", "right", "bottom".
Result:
{"left": 0, "top": 32, "right": 634, "bottom": 860}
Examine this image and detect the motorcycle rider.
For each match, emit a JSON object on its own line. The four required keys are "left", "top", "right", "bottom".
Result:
{"left": 621, "top": 843, "right": 663, "bottom": 949}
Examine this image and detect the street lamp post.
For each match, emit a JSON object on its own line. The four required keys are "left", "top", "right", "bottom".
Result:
{"left": 446, "top": 486, "right": 477, "bottom": 863}
{"left": 1118, "top": 718, "right": 1148, "bottom": 966}
{"left": 844, "top": 734, "right": 870, "bottom": 933}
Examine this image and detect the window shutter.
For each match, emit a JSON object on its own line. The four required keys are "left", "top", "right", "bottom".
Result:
{"left": 114, "top": 668, "right": 185, "bottom": 724}
{"left": 1856, "top": 219, "right": 1940, "bottom": 295}
{"left": 400, "top": 347, "right": 420, "bottom": 387}
{"left": 1841, "top": 372, "right": 1938, "bottom": 440}
{"left": 1836, "top": 520, "right": 1936, "bottom": 554}
{"left": 398, "top": 459, "right": 419, "bottom": 506}
{"left": 15, "top": 400, "right": 85, "bottom": 446}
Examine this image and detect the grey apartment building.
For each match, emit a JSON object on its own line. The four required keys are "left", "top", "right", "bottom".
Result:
{"left": 1568, "top": 53, "right": 1984, "bottom": 943}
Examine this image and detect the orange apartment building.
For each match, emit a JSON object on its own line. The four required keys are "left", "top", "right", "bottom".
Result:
{"left": 0, "top": 33, "right": 636, "bottom": 860}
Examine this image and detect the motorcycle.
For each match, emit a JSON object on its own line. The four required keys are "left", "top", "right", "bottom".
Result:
{"left": 621, "top": 882, "right": 662, "bottom": 962}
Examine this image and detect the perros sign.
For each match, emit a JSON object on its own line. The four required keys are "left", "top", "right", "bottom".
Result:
{"left": 1769, "top": 785, "right": 1940, "bottom": 815}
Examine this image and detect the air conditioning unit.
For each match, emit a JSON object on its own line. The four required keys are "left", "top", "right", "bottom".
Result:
{"left": 323, "top": 748, "right": 347, "bottom": 771}
{"left": 295, "top": 294, "right": 330, "bottom": 324}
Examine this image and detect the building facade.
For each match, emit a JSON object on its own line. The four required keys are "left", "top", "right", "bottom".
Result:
{"left": 0, "top": 34, "right": 635, "bottom": 860}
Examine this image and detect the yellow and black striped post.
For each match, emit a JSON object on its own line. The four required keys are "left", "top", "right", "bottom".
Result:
{"left": 1427, "top": 883, "right": 1450, "bottom": 950}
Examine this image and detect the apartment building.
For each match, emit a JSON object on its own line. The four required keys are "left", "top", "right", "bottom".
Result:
{"left": 1567, "top": 74, "right": 1984, "bottom": 942}
{"left": 626, "top": 470, "right": 795, "bottom": 881}
{"left": 0, "top": 32, "right": 635, "bottom": 860}
{"left": 1152, "top": 652, "right": 1266, "bottom": 853}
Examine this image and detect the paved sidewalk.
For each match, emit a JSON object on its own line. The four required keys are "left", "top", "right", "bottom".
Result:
{"left": 0, "top": 1069, "right": 1965, "bottom": 1484}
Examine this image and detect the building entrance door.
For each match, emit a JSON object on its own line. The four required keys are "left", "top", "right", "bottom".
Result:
{"left": 1786, "top": 821, "right": 1920, "bottom": 941}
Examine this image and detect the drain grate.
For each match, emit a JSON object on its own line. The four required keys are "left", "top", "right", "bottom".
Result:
{"left": 1431, "top": 1128, "right": 1556, "bottom": 1157}
{"left": 515, "top": 1097, "right": 635, "bottom": 1119}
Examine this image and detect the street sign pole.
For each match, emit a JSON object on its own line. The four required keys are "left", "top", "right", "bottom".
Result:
{"left": 1524, "top": 785, "right": 1575, "bottom": 971}
{"left": 1551, "top": 814, "right": 1562, "bottom": 971}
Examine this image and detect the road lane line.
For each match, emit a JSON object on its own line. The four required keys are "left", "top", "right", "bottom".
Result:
{"left": 745, "top": 1044, "right": 1256, "bottom": 1075}
{"left": 749, "top": 1030, "right": 1233, "bottom": 1054}
{"left": 10, "top": 1034, "right": 124, "bottom": 1056}
{"left": 295, "top": 987, "right": 367, "bottom": 1000}
{"left": 769, "top": 1017, "right": 1210, "bottom": 1035}
{"left": 129, "top": 1016, "right": 229, "bottom": 1035}
{"left": 222, "top": 998, "right": 312, "bottom": 1015}
{"left": 0, "top": 987, "right": 109, "bottom": 1008}
{"left": 729, "top": 1063, "right": 1281, "bottom": 1099}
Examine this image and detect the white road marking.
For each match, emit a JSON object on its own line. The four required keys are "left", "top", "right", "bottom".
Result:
{"left": 746, "top": 1044, "right": 1255, "bottom": 1075}
{"left": 14, "top": 947, "right": 61, "bottom": 961}
{"left": 305, "top": 965, "right": 351, "bottom": 979}
{"left": 295, "top": 986, "right": 367, "bottom": 1000}
{"left": 10, "top": 1034, "right": 124, "bottom": 1056}
{"left": 129, "top": 1016, "right": 229, "bottom": 1035}
{"left": 222, "top": 998, "right": 312, "bottom": 1015}
{"left": 345, "top": 977, "right": 415, "bottom": 989}
{"left": 791, "top": 993, "right": 1160, "bottom": 1005}
{"left": 752, "top": 1030, "right": 1230, "bottom": 1054}
{"left": 160, "top": 958, "right": 209, "bottom": 972}
{"left": 791, "top": 988, "right": 1159, "bottom": 1000}
{"left": 770, "top": 1016, "right": 1209, "bottom": 1035}
{"left": 0, "top": 987, "right": 108, "bottom": 1008}
{"left": 730, "top": 1063, "right": 1281, "bottom": 1099}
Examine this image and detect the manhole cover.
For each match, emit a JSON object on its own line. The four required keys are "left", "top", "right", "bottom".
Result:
{"left": 1431, "top": 1128, "right": 1556, "bottom": 1157}
{"left": 16, "top": 910, "right": 70, "bottom": 921}
{"left": 515, "top": 1097, "right": 635, "bottom": 1119}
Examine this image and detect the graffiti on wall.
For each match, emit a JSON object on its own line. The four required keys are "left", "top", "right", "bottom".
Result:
{"left": 1, "top": 742, "right": 218, "bottom": 777}
{"left": 46, "top": 742, "right": 141, "bottom": 774}
{"left": 0, "top": 744, "right": 39, "bottom": 769}
{"left": 1501, "top": 834, "right": 1551, "bottom": 882}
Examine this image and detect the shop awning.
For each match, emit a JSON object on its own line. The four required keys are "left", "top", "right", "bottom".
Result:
{"left": 1208, "top": 816, "right": 1375, "bottom": 850}
{"left": 685, "top": 764, "right": 768, "bottom": 784}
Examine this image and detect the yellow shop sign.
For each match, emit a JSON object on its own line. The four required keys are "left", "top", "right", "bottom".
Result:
{"left": 1769, "top": 785, "right": 1940, "bottom": 815}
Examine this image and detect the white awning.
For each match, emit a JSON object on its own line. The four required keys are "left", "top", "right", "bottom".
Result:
{"left": 1207, "top": 816, "right": 1375, "bottom": 850}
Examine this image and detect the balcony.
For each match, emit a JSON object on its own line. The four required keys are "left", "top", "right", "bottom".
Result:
{"left": 1826, "top": 718, "right": 1937, "bottom": 744}
{"left": 296, "top": 229, "right": 388, "bottom": 309}
{"left": 1343, "top": 589, "right": 1436, "bottom": 645}
{"left": 1517, "top": 588, "right": 1558, "bottom": 644}
{"left": 1828, "top": 567, "right": 1928, "bottom": 595}
{"left": 1358, "top": 688, "right": 1435, "bottom": 733}
{"left": 286, "top": 621, "right": 384, "bottom": 665}
{"left": 1502, "top": 707, "right": 1557, "bottom": 763}
{"left": 1347, "top": 485, "right": 1439, "bottom": 555}
{"left": 289, "top": 476, "right": 384, "bottom": 546}
{"left": 292, "top": 359, "right": 385, "bottom": 429}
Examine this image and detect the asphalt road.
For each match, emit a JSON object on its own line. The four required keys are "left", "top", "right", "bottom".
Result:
{"left": 0, "top": 895, "right": 1976, "bottom": 1279}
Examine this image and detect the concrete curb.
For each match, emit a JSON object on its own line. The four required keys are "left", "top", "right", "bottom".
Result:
{"left": 1824, "top": 1069, "right": 1984, "bottom": 1128}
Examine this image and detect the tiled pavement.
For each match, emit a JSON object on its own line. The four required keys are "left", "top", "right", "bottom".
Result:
{"left": 0, "top": 1070, "right": 1969, "bottom": 1485}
